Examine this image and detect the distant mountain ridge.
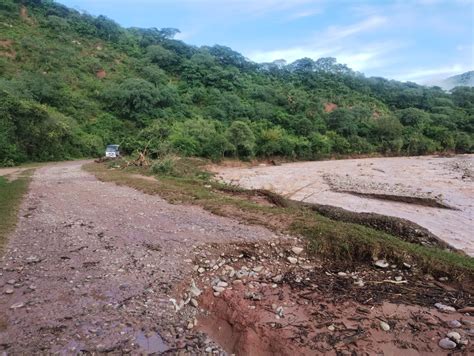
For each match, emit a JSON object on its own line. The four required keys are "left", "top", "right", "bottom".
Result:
{"left": 433, "top": 71, "right": 474, "bottom": 90}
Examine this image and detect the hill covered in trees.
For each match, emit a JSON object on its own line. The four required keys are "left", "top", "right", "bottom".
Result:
{"left": 1, "top": 0, "right": 473, "bottom": 166}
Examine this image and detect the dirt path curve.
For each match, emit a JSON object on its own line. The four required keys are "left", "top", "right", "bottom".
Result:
{"left": 0, "top": 161, "right": 279, "bottom": 354}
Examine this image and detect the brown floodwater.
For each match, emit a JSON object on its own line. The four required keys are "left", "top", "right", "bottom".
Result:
{"left": 214, "top": 155, "right": 474, "bottom": 256}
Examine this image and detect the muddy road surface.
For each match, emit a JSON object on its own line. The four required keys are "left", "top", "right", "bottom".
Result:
{"left": 0, "top": 161, "right": 279, "bottom": 353}
{"left": 214, "top": 155, "right": 474, "bottom": 255}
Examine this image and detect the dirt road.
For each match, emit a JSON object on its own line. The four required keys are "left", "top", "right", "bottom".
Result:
{"left": 0, "top": 161, "right": 279, "bottom": 353}
{"left": 214, "top": 155, "right": 474, "bottom": 255}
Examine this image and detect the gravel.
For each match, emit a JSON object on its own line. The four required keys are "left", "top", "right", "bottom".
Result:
{"left": 0, "top": 161, "right": 278, "bottom": 354}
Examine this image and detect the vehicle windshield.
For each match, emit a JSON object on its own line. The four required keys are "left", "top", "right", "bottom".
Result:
{"left": 106, "top": 145, "right": 119, "bottom": 152}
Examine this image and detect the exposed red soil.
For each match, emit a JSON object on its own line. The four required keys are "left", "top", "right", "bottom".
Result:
{"left": 19, "top": 5, "right": 33, "bottom": 24}
{"left": 324, "top": 102, "right": 338, "bottom": 113}
{"left": 95, "top": 69, "right": 107, "bottom": 79}
{"left": 0, "top": 40, "right": 12, "bottom": 48}
{"left": 0, "top": 39, "right": 16, "bottom": 59}
{"left": 193, "top": 241, "right": 473, "bottom": 355}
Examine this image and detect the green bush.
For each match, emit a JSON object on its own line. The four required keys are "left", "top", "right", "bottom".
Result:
{"left": 151, "top": 157, "right": 175, "bottom": 175}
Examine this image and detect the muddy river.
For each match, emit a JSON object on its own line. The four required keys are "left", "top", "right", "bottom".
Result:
{"left": 214, "top": 155, "right": 474, "bottom": 256}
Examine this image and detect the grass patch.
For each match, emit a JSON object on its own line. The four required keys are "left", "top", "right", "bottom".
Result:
{"left": 0, "top": 170, "right": 33, "bottom": 251}
{"left": 83, "top": 158, "right": 474, "bottom": 286}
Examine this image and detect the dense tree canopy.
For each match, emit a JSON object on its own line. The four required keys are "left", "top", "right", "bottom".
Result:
{"left": 0, "top": 0, "right": 472, "bottom": 166}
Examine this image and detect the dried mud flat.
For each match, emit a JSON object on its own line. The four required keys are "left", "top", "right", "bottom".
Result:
{"left": 214, "top": 155, "right": 474, "bottom": 256}
{"left": 0, "top": 161, "right": 472, "bottom": 355}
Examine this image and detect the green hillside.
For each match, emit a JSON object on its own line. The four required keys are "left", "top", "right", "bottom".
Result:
{"left": 1, "top": 0, "right": 473, "bottom": 166}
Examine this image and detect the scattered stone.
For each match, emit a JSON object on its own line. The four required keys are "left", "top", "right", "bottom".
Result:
{"left": 438, "top": 338, "right": 456, "bottom": 350}
{"left": 275, "top": 306, "right": 284, "bottom": 318}
{"left": 189, "top": 281, "right": 202, "bottom": 297}
{"left": 435, "top": 303, "right": 456, "bottom": 313}
{"left": 170, "top": 298, "right": 183, "bottom": 311}
{"left": 190, "top": 299, "right": 198, "bottom": 308}
{"left": 327, "top": 325, "right": 335, "bottom": 331}
{"left": 380, "top": 321, "right": 390, "bottom": 331}
{"left": 236, "top": 270, "right": 249, "bottom": 279}
{"left": 213, "top": 286, "right": 225, "bottom": 293}
{"left": 272, "top": 275, "right": 283, "bottom": 283}
{"left": 216, "top": 281, "right": 228, "bottom": 288}
{"left": 448, "top": 320, "right": 462, "bottom": 328}
{"left": 197, "top": 267, "right": 205, "bottom": 274}
{"left": 439, "top": 276, "right": 449, "bottom": 282}
{"left": 462, "top": 319, "right": 474, "bottom": 327}
{"left": 403, "top": 262, "right": 412, "bottom": 269}
{"left": 10, "top": 302, "right": 24, "bottom": 309}
{"left": 7, "top": 279, "right": 15, "bottom": 285}
{"left": 213, "top": 292, "right": 220, "bottom": 297}
{"left": 337, "top": 272, "right": 347, "bottom": 277}
{"left": 374, "top": 260, "right": 389, "bottom": 268}
{"left": 354, "top": 280, "right": 364, "bottom": 287}
{"left": 291, "top": 247, "right": 303, "bottom": 255}
{"left": 25, "top": 256, "right": 41, "bottom": 264}
{"left": 252, "top": 266, "right": 264, "bottom": 273}
{"left": 187, "top": 321, "right": 194, "bottom": 330}
{"left": 395, "top": 276, "right": 403, "bottom": 281}
{"left": 5, "top": 288, "right": 14, "bottom": 294}
{"left": 245, "top": 292, "right": 262, "bottom": 301}
{"left": 447, "top": 331, "right": 461, "bottom": 343}
{"left": 287, "top": 257, "right": 298, "bottom": 264}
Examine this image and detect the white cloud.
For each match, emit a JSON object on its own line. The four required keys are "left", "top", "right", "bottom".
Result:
{"left": 246, "top": 15, "right": 397, "bottom": 71}
{"left": 322, "top": 15, "right": 387, "bottom": 42}
{"left": 286, "top": 8, "right": 323, "bottom": 20}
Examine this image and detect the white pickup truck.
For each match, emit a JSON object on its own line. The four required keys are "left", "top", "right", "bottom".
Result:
{"left": 105, "top": 144, "right": 120, "bottom": 158}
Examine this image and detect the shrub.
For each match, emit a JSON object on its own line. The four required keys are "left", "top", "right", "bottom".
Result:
{"left": 226, "top": 121, "right": 255, "bottom": 159}
{"left": 151, "top": 157, "right": 175, "bottom": 175}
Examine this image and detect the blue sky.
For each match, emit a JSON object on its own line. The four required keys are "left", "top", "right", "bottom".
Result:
{"left": 59, "top": 0, "right": 473, "bottom": 84}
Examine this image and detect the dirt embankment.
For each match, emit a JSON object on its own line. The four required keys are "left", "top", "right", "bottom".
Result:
{"left": 214, "top": 155, "right": 474, "bottom": 256}
{"left": 190, "top": 240, "right": 473, "bottom": 355}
